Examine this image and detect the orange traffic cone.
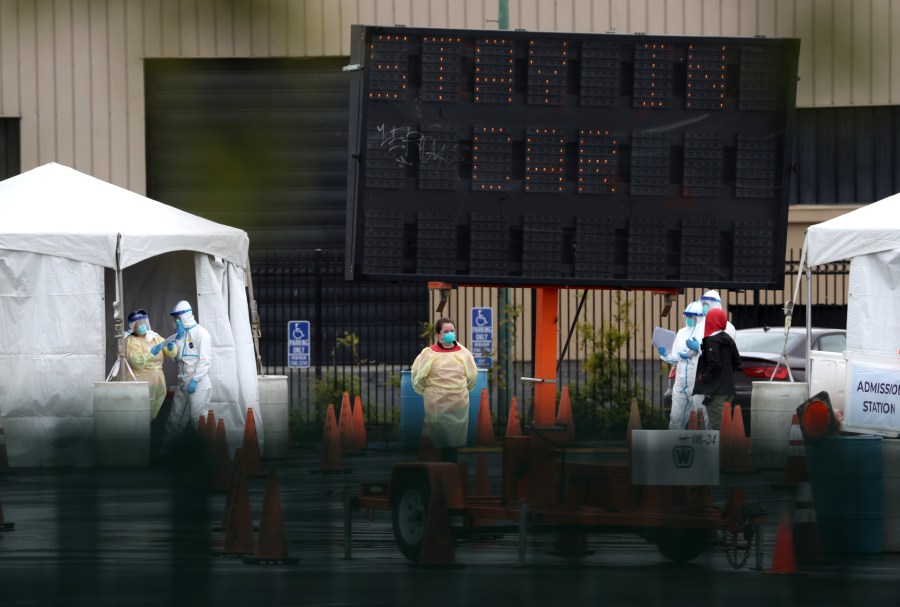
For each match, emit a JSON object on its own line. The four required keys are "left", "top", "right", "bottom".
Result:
{"left": 243, "top": 469, "right": 298, "bottom": 565}
{"left": 415, "top": 476, "right": 463, "bottom": 568}
{"left": 197, "top": 413, "right": 207, "bottom": 447}
{"left": 687, "top": 410, "right": 698, "bottom": 430}
{"left": 241, "top": 407, "right": 263, "bottom": 477}
{"left": 719, "top": 402, "right": 733, "bottom": 471}
{"left": 216, "top": 448, "right": 245, "bottom": 532}
{"left": 556, "top": 386, "right": 575, "bottom": 443}
{"left": 766, "top": 511, "right": 803, "bottom": 575}
{"left": 472, "top": 453, "right": 491, "bottom": 496}
{"left": 470, "top": 453, "right": 496, "bottom": 527}
{"left": 352, "top": 395, "right": 367, "bottom": 452}
{"left": 313, "top": 404, "right": 351, "bottom": 474}
{"left": 417, "top": 424, "right": 441, "bottom": 462}
{"left": 782, "top": 413, "right": 806, "bottom": 488}
{"left": 474, "top": 388, "right": 494, "bottom": 447}
{"left": 338, "top": 392, "right": 356, "bottom": 454}
{"left": 505, "top": 396, "right": 522, "bottom": 437}
{"left": 209, "top": 419, "right": 232, "bottom": 491}
{"left": 626, "top": 396, "right": 641, "bottom": 447}
{"left": 0, "top": 496, "right": 14, "bottom": 530}
{"left": 730, "top": 405, "right": 752, "bottom": 472}
{"left": 206, "top": 410, "right": 216, "bottom": 441}
{"left": 218, "top": 454, "right": 255, "bottom": 557}
{"left": 793, "top": 473, "right": 826, "bottom": 564}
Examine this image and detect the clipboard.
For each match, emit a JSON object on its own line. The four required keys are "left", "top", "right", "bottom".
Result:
{"left": 652, "top": 326, "right": 676, "bottom": 353}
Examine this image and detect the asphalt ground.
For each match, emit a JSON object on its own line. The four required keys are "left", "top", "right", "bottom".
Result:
{"left": 0, "top": 443, "right": 898, "bottom": 607}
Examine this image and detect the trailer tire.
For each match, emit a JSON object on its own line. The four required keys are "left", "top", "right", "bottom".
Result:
{"left": 391, "top": 476, "right": 430, "bottom": 562}
{"left": 655, "top": 528, "right": 708, "bottom": 564}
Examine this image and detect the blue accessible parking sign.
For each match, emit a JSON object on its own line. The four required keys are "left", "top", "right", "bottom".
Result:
{"left": 288, "top": 320, "right": 311, "bottom": 368}
{"left": 470, "top": 307, "right": 493, "bottom": 368}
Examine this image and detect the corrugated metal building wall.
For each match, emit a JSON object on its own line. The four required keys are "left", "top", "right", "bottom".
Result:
{"left": 2, "top": 0, "right": 900, "bottom": 195}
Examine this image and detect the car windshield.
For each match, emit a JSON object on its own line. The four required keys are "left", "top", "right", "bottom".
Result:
{"left": 734, "top": 332, "right": 803, "bottom": 353}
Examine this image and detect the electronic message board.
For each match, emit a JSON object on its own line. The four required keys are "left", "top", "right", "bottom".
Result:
{"left": 345, "top": 25, "right": 800, "bottom": 289}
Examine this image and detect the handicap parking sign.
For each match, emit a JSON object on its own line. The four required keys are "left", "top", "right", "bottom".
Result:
{"left": 470, "top": 307, "right": 493, "bottom": 368}
{"left": 288, "top": 320, "right": 311, "bottom": 368}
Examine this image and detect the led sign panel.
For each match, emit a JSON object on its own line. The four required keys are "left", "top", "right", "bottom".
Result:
{"left": 345, "top": 25, "right": 800, "bottom": 288}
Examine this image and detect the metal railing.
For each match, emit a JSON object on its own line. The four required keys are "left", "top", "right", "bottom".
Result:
{"left": 251, "top": 249, "right": 849, "bottom": 443}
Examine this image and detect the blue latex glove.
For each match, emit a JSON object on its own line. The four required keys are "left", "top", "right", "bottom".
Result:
{"left": 150, "top": 342, "right": 164, "bottom": 356}
{"left": 686, "top": 337, "right": 700, "bottom": 352}
{"left": 658, "top": 347, "right": 666, "bottom": 357}
{"left": 175, "top": 325, "right": 186, "bottom": 341}
{"left": 187, "top": 378, "right": 198, "bottom": 394}
{"left": 679, "top": 351, "right": 691, "bottom": 360}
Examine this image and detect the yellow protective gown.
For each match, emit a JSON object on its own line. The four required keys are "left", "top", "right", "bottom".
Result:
{"left": 411, "top": 343, "right": 478, "bottom": 448}
{"left": 125, "top": 331, "right": 168, "bottom": 419}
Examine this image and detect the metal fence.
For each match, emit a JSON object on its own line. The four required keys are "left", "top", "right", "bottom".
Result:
{"left": 250, "top": 249, "right": 850, "bottom": 444}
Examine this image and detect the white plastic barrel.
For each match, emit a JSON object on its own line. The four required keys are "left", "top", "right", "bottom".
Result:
{"left": 258, "top": 375, "right": 289, "bottom": 459}
{"left": 92, "top": 381, "right": 150, "bottom": 466}
{"left": 750, "top": 381, "right": 809, "bottom": 470}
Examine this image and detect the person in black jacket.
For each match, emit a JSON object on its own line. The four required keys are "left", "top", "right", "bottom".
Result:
{"left": 693, "top": 308, "right": 741, "bottom": 430}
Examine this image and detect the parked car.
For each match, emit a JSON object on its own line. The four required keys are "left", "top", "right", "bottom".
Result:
{"left": 663, "top": 326, "right": 847, "bottom": 431}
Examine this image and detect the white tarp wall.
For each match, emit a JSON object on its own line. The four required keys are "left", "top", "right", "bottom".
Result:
{"left": 196, "top": 254, "right": 261, "bottom": 454}
{"left": 0, "top": 252, "right": 105, "bottom": 466}
{"left": 846, "top": 250, "right": 900, "bottom": 356}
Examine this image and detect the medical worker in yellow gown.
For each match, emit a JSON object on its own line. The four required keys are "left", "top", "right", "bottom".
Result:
{"left": 124, "top": 309, "right": 168, "bottom": 420}
{"left": 411, "top": 317, "right": 478, "bottom": 462}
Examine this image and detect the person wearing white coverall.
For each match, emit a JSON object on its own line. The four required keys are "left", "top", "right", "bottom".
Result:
{"left": 154, "top": 300, "right": 213, "bottom": 452}
{"left": 659, "top": 302, "right": 705, "bottom": 429}
{"left": 411, "top": 317, "right": 478, "bottom": 463}
{"left": 699, "top": 290, "right": 736, "bottom": 339}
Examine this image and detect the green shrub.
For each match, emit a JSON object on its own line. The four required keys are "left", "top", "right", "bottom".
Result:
{"left": 568, "top": 293, "right": 660, "bottom": 440}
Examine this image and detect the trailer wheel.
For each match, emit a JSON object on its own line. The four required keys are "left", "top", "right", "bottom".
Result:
{"left": 655, "top": 528, "right": 708, "bottom": 564}
{"left": 391, "top": 476, "right": 430, "bottom": 562}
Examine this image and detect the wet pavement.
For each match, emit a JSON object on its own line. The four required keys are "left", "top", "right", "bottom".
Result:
{"left": 1, "top": 446, "right": 898, "bottom": 606}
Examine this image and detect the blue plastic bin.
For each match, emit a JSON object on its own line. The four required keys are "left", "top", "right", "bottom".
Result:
{"left": 806, "top": 435, "right": 883, "bottom": 554}
{"left": 399, "top": 368, "right": 488, "bottom": 450}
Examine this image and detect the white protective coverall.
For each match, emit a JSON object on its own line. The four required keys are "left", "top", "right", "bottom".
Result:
{"left": 162, "top": 300, "right": 213, "bottom": 448}
{"left": 661, "top": 302, "right": 704, "bottom": 429}
{"left": 411, "top": 343, "right": 478, "bottom": 449}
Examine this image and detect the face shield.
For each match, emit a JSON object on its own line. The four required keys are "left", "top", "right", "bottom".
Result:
{"left": 127, "top": 309, "right": 150, "bottom": 336}
{"left": 170, "top": 300, "right": 196, "bottom": 329}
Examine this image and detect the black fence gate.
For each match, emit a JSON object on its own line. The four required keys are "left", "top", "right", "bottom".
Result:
{"left": 251, "top": 249, "right": 849, "bottom": 444}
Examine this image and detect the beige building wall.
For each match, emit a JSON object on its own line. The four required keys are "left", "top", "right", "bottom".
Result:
{"left": 1, "top": 0, "right": 899, "bottom": 193}
{"left": 0, "top": 0, "right": 889, "bottom": 351}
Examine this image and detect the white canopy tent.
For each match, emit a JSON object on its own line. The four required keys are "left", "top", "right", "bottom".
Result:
{"left": 805, "top": 192, "right": 900, "bottom": 356}
{"left": 0, "top": 162, "right": 262, "bottom": 466}
{"left": 803, "top": 192, "right": 900, "bottom": 436}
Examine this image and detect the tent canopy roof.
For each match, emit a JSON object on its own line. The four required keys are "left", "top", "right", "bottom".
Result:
{"left": 806, "top": 192, "right": 900, "bottom": 266}
{"left": 0, "top": 163, "right": 249, "bottom": 269}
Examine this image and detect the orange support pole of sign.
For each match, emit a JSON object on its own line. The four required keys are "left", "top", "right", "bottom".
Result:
{"left": 532, "top": 287, "right": 559, "bottom": 427}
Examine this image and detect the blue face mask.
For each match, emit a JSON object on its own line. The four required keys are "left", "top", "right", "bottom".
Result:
{"left": 136, "top": 325, "right": 148, "bottom": 336}
{"left": 175, "top": 318, "right": 185, "bottom": 330}
{"left": 441, "top": 331, "right": 456, "bottom": 345}
{"left": 701, "top": 303, "right": 711, "bottom": 315}
{"left": 686, "top": 317, "right": 695, "bottom": 328}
